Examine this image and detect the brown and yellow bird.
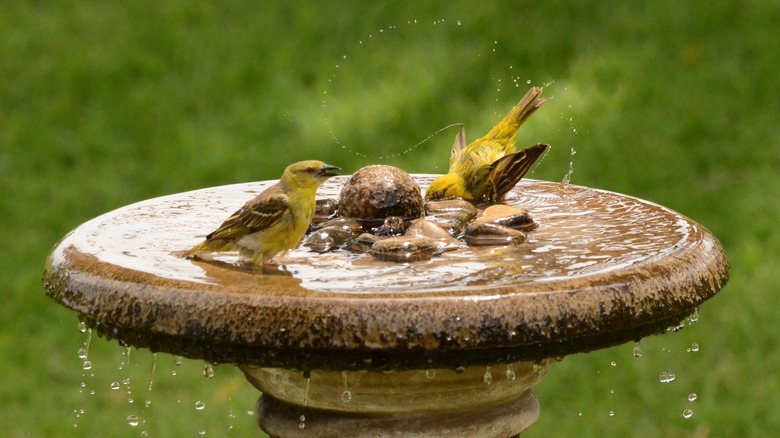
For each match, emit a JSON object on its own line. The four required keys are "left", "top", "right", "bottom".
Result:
{"left": 424, "top": 87, "right": 549, "bottom": 203}
{"left": 183, "top": 160, "right": 340, "bottom": 265}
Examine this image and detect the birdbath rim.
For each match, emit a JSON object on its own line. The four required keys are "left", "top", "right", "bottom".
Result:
{"left": 43, "top": 175, "right": 730, "bottom": 371}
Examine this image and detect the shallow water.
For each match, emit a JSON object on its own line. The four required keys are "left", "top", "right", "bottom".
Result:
{"left": 53, "top": 176, "right": 694, "bottom": 295}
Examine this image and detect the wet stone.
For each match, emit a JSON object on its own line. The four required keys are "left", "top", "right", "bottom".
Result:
{"left": 346, "top": 233, "right": 383, "bottom": 254}
{"left": 405, "top": 219, "right": 466, "bottom": 252}
{"left": 474, "top": 205, "right": 537, "bottom": 231}
{"left": 313, "top": 198, "right": 340, "bottom": 226}
{"left": 465, "top": 222, "right": 526, "bottom": 246}
{"left": 370, "top": 236, "right": 437, "bottom": 263}
{"left": 373, "top": 216, "right": 406, "bottom": 237}
{"left": 303, "top": 218, "right": 363, "bottom": 253}
{"left": 338, "top": 165, "right": 424, "bottom": 229}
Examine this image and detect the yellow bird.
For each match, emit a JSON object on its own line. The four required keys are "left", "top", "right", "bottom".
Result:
{"left": 425, "top": 87, "right": 549, "bottom": 203}
{"left": 183, "top": 160, "right": 340, "bottom": 265}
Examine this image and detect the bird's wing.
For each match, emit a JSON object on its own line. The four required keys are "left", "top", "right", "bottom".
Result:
{"left": 206, "top": 192, "right": 290, "bottom": 240}
{"left": 449, "top": 125, "right": 467, "bottom": 168}
{"left": 489, "top": 143, "right": 550, "bottom": 200}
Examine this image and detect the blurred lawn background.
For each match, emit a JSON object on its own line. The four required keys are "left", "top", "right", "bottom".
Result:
{"left": 2, "top": 1, "right": 778, "bottom": 436}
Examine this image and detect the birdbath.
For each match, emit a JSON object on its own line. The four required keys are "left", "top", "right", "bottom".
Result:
{"left": 43, "top": 175, "right": 729, "bottom": 437}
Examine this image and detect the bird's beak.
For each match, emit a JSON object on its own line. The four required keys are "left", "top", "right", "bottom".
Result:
{"left": 320, "top": 164, "right": 341, "bottom": 177}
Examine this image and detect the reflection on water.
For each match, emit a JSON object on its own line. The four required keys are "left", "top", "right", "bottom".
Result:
{"left": 54, "top": 176, "right": 693, "bottom": 295}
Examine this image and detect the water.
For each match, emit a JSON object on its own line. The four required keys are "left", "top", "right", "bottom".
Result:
{"left": 58, "top": 177, "right": 699, "bottom": 297}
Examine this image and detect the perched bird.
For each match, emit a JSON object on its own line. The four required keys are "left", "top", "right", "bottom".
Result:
{"left": 183, "top": 160, "right": 340, "bottom": 265}
{"left": 425, "top": 87, "right": 549, "bottom": 203}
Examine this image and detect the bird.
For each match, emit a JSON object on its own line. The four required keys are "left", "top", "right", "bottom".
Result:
{"left": 183, "top": 160, "right": 340, "bottom": 265}
{"left": 424, "top": 87, "right": 549, "bottom": 203}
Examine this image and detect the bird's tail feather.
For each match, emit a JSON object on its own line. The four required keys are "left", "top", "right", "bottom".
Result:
{"left": 480, "top": 87, "right": 548, "bottom": 147}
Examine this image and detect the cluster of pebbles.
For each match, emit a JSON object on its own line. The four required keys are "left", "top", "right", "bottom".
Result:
{"left": 303, "top": 165, "right": 537, "bottom": 263}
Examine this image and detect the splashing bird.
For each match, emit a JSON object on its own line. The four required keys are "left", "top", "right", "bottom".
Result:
{"left": 425, "top": 87, "right": 549, "bottom": 203}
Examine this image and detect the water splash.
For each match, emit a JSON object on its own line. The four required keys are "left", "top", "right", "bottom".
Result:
{"left": 659, "top": 372, "right": 676, "bottom": 383}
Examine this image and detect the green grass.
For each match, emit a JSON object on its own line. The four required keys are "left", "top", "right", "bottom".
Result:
{"left": 2, "top": 1, "right": 778, "bottom": 436}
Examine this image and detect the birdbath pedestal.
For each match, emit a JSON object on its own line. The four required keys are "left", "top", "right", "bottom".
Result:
{"left": 43, "top": 176, "right": 729, "bottom": 437}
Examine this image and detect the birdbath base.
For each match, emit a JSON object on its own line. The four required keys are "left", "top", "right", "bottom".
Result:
{"left": 256, "top": 390, "right": 538, "bottom": 438}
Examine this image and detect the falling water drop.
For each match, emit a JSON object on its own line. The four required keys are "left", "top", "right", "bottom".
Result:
{"left": 682, "top": 409, "right": 694, "bottom": 419}
{"left": 659, "top": 372, "right": 676, "bottom": 383}
{"left": 505, "top": 364, "right": 516, "bottom": 381}
{"left": 483, "top": 367, "right": 493, "bottom": 385}
{"left": 632, "top": 343, "right": 643, "bottom": 358}
{"left": 77, "top": 321, "right": 88, "bottom": 333}
{"left": 173, "top": 356, "right": 182, "bottom": 366}
{"left": 195, "top": 400, "right": 206, "bottom": 411}
{"left": 203, "top": 363, "right": 215, "bottom": 380}
{"left": 688, "top": 307, "right": 700, "bottom": 324}
{"left": 688, "top": 393, "right": 698, "bottom": 402}
{"left": 341, "top": 390, "right": 352, "bottom": 403}
{"left": 127, "top": 415, "right": 139, "bottom": 427}
{"left": 82, "top": 360, "right": 93, "bottom": 371}
{"left": 148, "top": 353, "right": 157, "bottom": 391}
{"left": 77, "top": 348, "right": 88, "bottom": 359}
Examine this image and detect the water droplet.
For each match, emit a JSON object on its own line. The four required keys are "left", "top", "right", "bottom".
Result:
{"left": 425, "top": 369, "right": 436, "bottom": 380}
{"left": 682, "top": 409, "right": 693, "bottom": 419}
{"left": 532, "top": 362, "right": 543, "bottom": 374}
{"left": 608, "top": 410, "right": 615, "bottom": 417}
{"left": 173, "top": 356, "right": 182, "bottom": 366}
{"left": 483, "top": 367, "right": 493, "bottom": 385}
{"left": 81, "top": 360, "right": 92, "bottom": 371}
{"left": 227, "top": 410, "right": 236, "bottom": 419}
{"left": 687, "top": 343, "right": 700, "bottom": 352}
{"left": 688, "top": 393, "right": 698, "bottom": 402}
{"left": 198, "top": 430, "right": 206, "bottom": 436}
{"left": 77, "top": 321, "right": 88, "bottom": 333}
{"left": 145, "top": 400, "right": 152, "bottom": 408}
{"left": 341, "top": 390, "right": 352, "bottom": 403}
{"left": 457, "top": 20, "right": 462, "bottom": 26}
{"left": 127, "top": 415, "right": 139, "bottom": 427}
{"left": 578, "top": 412, "right": 583, "bottom": 417}
{"left": 632, "top": 343, "right": 643, "bottom": 358}
{"left": 77, "top": 348, "right": 88, "bottom": 359}
{"left": 659, "top": 372, "right": 676, "bottom": 383}
{"left": 610, "top": 361, "right": 617, "bottom": 367}
{"left": 203, "top": 363, "right": 215, "bottom": 379}
{"left": 195, "top": 400, "right": 206, "bottom": 411}
{"left": 688, "top": 307, "right": 700, "bottom": 324}
{"left": 526, "top": 79, "right": 531, "bottom": 84}
{"left": 505, "top": 365, "right": 516, "bottom": 381}
{"left": 110, "top": 381, "right": 121, "bottom": 390}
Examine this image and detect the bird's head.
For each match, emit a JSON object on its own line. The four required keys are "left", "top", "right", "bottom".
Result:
{"left": 424, "top": 173, "right": 467, "bottom": 201}
{"left": 283, "top": 160, "right": 341, "bottom": 189}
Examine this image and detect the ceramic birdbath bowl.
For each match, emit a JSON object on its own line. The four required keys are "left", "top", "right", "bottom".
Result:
{"left": 43, "top": 175, "right": 729, "bottom": 437}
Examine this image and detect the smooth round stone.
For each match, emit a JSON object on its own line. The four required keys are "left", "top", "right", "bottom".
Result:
{"left": 338, "top": 165, "right": 424, "bottom": 229}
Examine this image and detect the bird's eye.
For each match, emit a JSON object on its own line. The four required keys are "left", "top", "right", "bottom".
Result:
{"left": 306, "top": 167, "right": 316, "bottom": 174}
